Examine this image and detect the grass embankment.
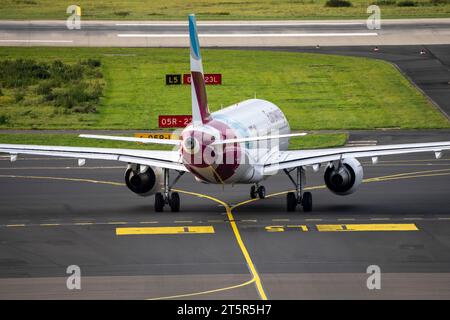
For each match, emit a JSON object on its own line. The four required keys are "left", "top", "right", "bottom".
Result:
{"left": 0, "top": 48, "right": 447, "bottom": 131}
{"left": 1, "top": 0, "right": 450, "bottom": 19}
{"left": 0, "top": 133, "right": 348, "bottom": 150}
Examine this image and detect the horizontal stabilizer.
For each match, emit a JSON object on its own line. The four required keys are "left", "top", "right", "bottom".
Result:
{"left": 211, "top": 133, "right": 307, "bottom": 145}
{"left": 79, "top": 134, "right": 181, "bottom": 146}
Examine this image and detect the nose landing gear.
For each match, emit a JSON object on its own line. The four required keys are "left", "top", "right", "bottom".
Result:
{"left": 250, "top": 184, "right": 266, "bottom": 199}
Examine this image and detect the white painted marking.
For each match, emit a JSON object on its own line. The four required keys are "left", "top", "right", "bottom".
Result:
{"left": 0, "top": 40, "right": 74, "bottom": 43}
{"left": 116, "top": 22, "right": 364, "bottom": 27}
{"left": 117, "top": 33, "right": 378, "bottom": 38}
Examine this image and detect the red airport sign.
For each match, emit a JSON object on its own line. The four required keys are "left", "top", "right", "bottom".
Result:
{"left": 183, "top": 73, "right": 222, "bottom": 85}
{"left": 158, "top": 115, "right": 192, "bottom": 128}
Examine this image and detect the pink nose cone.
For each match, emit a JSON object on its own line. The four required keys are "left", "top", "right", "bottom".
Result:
{"left": 181, "top": 131, "right": 216, "bottom": 168}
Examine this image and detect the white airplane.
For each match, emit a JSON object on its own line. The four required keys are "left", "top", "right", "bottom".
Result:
{"left": 1, "top": 14, "right": 449, "bottom": 213}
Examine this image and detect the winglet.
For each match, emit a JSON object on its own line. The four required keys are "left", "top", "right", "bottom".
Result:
{"left": 189, "top": 14, "right": 210, "bottom": 126}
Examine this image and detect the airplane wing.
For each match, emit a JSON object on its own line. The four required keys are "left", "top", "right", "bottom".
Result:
{"left": 212, "top": 132, "right": 307, "bottom": 145}
{"left": 263, "top": 141, "right": 450, "bottom": 174}
{"left": 79, "top": 134, "right": 181, "bottom": 145}
{"left": 0, "top": 144, "right": 187, "bottom": 171}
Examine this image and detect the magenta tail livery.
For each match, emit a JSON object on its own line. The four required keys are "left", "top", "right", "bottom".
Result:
{"left": 1, "top": 14, "right": 449, "bottom": 212}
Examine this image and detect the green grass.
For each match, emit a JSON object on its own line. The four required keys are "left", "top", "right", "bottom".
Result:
{"left": 0, "top": 133, "right": 348, "bottom": 150}
{"left": 1, "top": 0, "right": 449, "bottom": 19}
{"left": 0, "top": 47, "right": 448, "bottom": 130}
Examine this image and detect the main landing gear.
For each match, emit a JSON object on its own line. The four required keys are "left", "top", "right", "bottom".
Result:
{"left": 250, "top": 184, "right": 266, "bottom": 199}
{"left": 284, "top": 166, "right": 312, "bottom": 212}
{"left": 155, "top": 169, "right": 185, "bottom": 212}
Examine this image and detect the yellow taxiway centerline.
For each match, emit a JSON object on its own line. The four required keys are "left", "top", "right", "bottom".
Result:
{"left": 173, "top": 188, "right": 268, "bottom": 300}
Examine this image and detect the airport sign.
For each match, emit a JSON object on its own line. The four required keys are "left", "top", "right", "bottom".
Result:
{"left": 183, "top": 73, "right": 222, "bottom": 85}
{"left": 134, "top": 133, "right": 179, "bottom": 139}
{"left": 158, "top": 115, "right": 192, "bottom": 128}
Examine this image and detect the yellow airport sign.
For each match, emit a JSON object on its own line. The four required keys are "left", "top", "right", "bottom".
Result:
{"left": 134, "top": 133, "right": 179, "bottom": 140}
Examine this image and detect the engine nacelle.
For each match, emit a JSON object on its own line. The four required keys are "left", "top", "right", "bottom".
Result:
{"left": 125, "top": 166, "right": 163, "bottom": 197}
{"left": 324, "top": 158, "right": 363, "bottom": 196}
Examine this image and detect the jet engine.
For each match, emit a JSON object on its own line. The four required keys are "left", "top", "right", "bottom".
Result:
{"left": 125, "top": 165, "right": 163, "bottom": 197}
{"left": 324, "top": 158, "right": 363, "bottom": 195}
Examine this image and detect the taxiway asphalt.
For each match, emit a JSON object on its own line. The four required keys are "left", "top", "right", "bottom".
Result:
{"left": 0, "top": 151, "right": 449, "bottom": 299}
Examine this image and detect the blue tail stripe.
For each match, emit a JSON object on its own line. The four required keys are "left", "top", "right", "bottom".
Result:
{"left": 189, "top": 14, "right": 201, "bottom": 60}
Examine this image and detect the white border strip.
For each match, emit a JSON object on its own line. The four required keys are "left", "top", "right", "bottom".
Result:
{"left": 117, "top": 33, "right": 378, "bottom": 38}
{"left": 116, "top": 22, "right": 364, "bottom": 27}
{"left": 0, "top": 40, "right": 73, "bottom": 43}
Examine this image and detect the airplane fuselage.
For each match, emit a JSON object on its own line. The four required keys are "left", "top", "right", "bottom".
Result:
{"left": 181, "top": 98, "right": 290, "bottom": 184}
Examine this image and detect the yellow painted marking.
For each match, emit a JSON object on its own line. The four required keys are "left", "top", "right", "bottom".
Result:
{"left": 6, "top": 224, "right": 25, "bottom": 227}
{"left": 364, "top": 158, "right": 449, "bottom": 163}
{"left": 317, "top": 224, "right": 418, "bottom": 232}
{"left": 174, "top": 189, "right": 268, "bottom": 300}
{"left": 287, "top": 225, "right": 309, "bottom": 231}
{"left": 209, "top": 165, "right": 225, "bottom": 185}
{"left": 116, "top": 226, "right": 214, "bottom": 235}
{"left": 266, "top": 225, "right": 309, "bottom": 232}
{"left": 0, "top": 174, "right": 124, "bottom": 186}
{"left": 135, "top": 133, "right": 178, "bottom": 140}
{"left": 39, "top": 223, "right": 60, "bottom": 227}
{"left": 265, "top": 225, "right": 285, "bottom": 232}
{"left": 148, "top": 278, "right": 255, "bottom": 300}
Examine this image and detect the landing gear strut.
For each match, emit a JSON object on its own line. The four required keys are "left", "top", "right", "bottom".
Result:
{"left": 155, "top": 169, "right": 185, "bottom": 212}
{"left": 250, "top": 184, "right": 266, "bottom": 199}
{"left": 284, "top": 167, "right": 312, "bottom": 212}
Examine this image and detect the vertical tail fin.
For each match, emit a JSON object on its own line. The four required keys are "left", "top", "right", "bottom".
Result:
{"left": 189, "top": 14, "right": 210, "bottom": 126}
